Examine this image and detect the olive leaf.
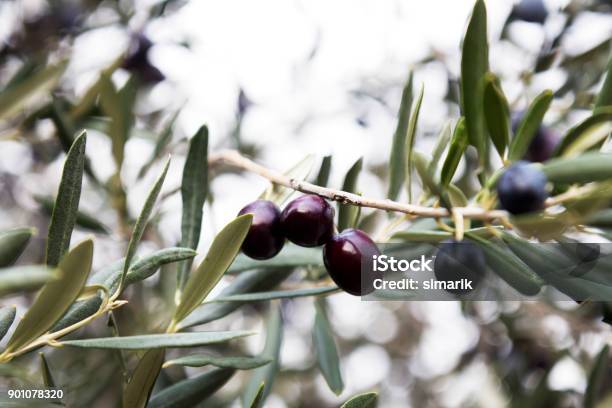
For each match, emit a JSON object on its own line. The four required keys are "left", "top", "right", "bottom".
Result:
{"left": 230, "top": 244, "right": 321, "bottom": 274}
{"left": 148, "top": 367, "right": 235, "bottom": 408}
{"left": 392, "top": 226, "right": 501, "bottom": 242}
{"left": 99, "top": 75, "right": 137, "bottom": 168}
{"left": 242, "top": 304, "right": 283, "bottom": 408}
{"left": 338, "top": 157, "right": 363, "bottom": 231}
{"left": 60, "top": 331, "right": 253, "bottom": 349}
{"left": 461, "top": 0, "right": 489, "bottom": 167}
{"left": 46, "top": 131, "right": 87, "bottom": 267}
{"left": 116, "top": 157, "right": 170, "bottom": 297}
{"left": 172, "top": 214, "right": 252, "bottom": 324}
{"left": 163, "top": 355, "right": 271, "bottom": 369}
{"left": 138, "top": 109, "right": 181, "bottom": 179}
{"left": 341, "top": 392, "right": 378, "bottom": 408}
{"left": 177, "top": 125, "right": 209, "bottom": 293}
{"left": 441, "top": 118, "right": 468, "bottom": 187}
{"left": 248, "top": 382, "right": 266, "bottom": 408}
{"left": 584, "top": 345, "right": 609, "bottom": 408}
{"left": 5, "top": 239, "right": 93, "bottom": 354}
{"left": 123, "top": 349, "right": 165, "bottom": 408}
{"left": 0, "top": 227, "right": 35, "bottom": 267}
{"left": 51, "top": 296, "right": 103, "bottom": 333}
{"left": 0, "top": 266, "right": 58, "bottom": 298}
{"left": 427, "top": 121, "right": 452, "bottom": 174}
{"left": 313, "top": 298, "right": 344, "bottom": 395}
{"left": 178, "top": 268, "right": 292, "bottom": 330}
{"left": 482, "top": 73, "right": 510, "bottom": 158}
{"left": 595, "top": 52, "right": 612, "bottom": 109}
{"left": 465, "top": 233, "right": 542, "bottom": 296}
{"left": 39, "top": 353, "right": 56, "bottom": 388}
{"left": 508, "top": 90, "right": 553, "bottom": 161}
{"left": 0, "top": 307, "right": 16, "bottom": 341}
{"left": 387, "top": 72, "right": 413, "bottom": 200}
{"left": 212, "top": 286, "right": 338, "bottom": 303}
{"left": 315, "top": 155, "right": 333, "bottom": 187}
{"left": 0, "top": 61, "right": 67, "bottom": 122}
{"left": 542, "top": 152, "right": 612, "bottom": 184}
{"left": 405, "top": 85, "right": 425, "bottom": 203}
{"left": 554, "top": 108, "right": 612, "bottom": 157}
{"left": 262, "top": 155, "right": 315, "bottom": 205}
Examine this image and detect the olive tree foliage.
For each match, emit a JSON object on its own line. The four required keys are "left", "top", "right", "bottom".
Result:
{"left": 0, "top": 0, "right": 611, "bottom": 407}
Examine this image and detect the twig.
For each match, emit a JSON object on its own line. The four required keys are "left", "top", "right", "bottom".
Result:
{"left": 209, "top": 150, "right": 509, "bottom": 221}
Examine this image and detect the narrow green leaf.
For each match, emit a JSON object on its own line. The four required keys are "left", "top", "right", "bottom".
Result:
{"left": 0, "top": 227, "right": 35, "bottom": 267}
{"left": 446, "top": 183, "right": 469, "bottom": 207}
{"left": 149, "top": 367, "right": 235, "bottom": 408}
{"left": 441, "top": 118, "right": 468, "bottom": 187}
{"left": 338, "top": 158, "right": 363, "bottom": 231}
{"left": 177, "top": 125, "right": 209, "bottom": 293}
{"left": 387, "top": 73, "right": 414, "bottom": 200}
{"left": 99, "top": 75, "right": 137, "bottom": 168}
{"left": 123, "top": 349, "right": 165, "bottom": 408}
{"left": 242, "top": 304, "right": 283, "bottom": 408}
{"left": 36, "top": 195, "right": 109, "bottom": 234}
{"left": 313, "top": 299, "right": 344, "bottom": 395}
{"left": 173, "top": 214, "right": 252, "bottom": 324}
{"left": 392, "top": 226, "right": 501, "bottom": 242}
{"left": 138, "top": 110, "right": 181, "bottom": 179}
{"left": 116, "top": 157, "right": 170, "bottom": 297}
{"left": 39, "top": 353, "right": 56, "bottom": 388}
{"left": 554, "top": 108, "right": 612, "bottom": 157}
{"left": 542, "top": 152, "right": 612, "bottom": 184}
{"left": 0, "top": 266, "right": 57, "bottom": 297}
{"left": 164, "top": 355, "right": 271, "bottom": 369}
{"left": 178, "top": 268, "right": 292, "bottom": 330}
{"left": 0, "top": 62, "right": 67, "bottom": 122}
{"left": 230, "top": 244, "right": 321, "bottom": 274}
{"left": 91, "top": 247, "right": 197, "bottom": 293}
{"left": 341, "top": 392, "right": 378, "bottom": 408}
{"left": 482, "top": 73, "right": 510, "bottom": 158}
{"left": 508, "top": 90, "right": 553, "bottom": 161}
{"left": 405, "top": 85, "right": 425, "bottom": 203}
{"left": 465, "top": 233, "right": 542, "bottom": 295}
{"left": 595, "top": 51, "right": 612, "bottom": 109}
{"left": 213, "top": 286, "right": 338, "bottom": 303}
{"left": 413, "top": 151, "right": 441, "bottom": 198}
{"left": 5, "top": 239, "right": 93, "bottom": 353}
{"left": 51, "top": 296, "right": 103, "bottom": 333}
{"left": 61, "top": 331, "right": 253, "bottom": 349}
{"left": 584, "top": 345, "right": 610, "bottom": 408}
{"left": 461, "top": 0, "right": 489, "bottom": 166}
{"left": 0, "top": 306, "right": 16, "bottom": 341}
{"left": 45, "top": 131, "right": 87, "bottom": 267}
{"left": 263, "top": 155, "right": 315, "bottom": 205}
{"left": 249, "top": 382, "right": 266, "bottom": 408}
{"left": 315, "top": 155, "right": 332, "bottom": 187}
{"left": 427, "top": 121, "right": 453, "bottom": 174}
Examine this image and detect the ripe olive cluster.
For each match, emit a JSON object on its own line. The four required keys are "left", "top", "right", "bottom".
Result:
{"left": 238, "top": 195, "right": 380, "bottom": 296}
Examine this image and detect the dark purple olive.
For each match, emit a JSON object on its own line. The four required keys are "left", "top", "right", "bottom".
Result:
{"left": 434, "top": 239, "right": 486, "bottom": 295}
{"left": 512, "top": 113, "right": 560, "bottom": 162}
{"left": 511, "top": 0, "right": 548, "bottom": 24}
{"left": 280, "top": 195, "right": 334, "bottom": 247}
{"left": 323, "top": 229, "right": 381, "bottom": 296}
{"left": 238, "top": 200, "right": 285, "bottom": 260}
{"left": 497, "top": 161, "right": 549, "bottom": 215}
{"left": 122, "top": 33, "right": 165, "bottom": 84}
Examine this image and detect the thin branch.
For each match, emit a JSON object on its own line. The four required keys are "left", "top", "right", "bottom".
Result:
{"left": 209, "top": 150, "right": 509, "bottom": 221}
